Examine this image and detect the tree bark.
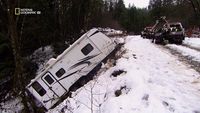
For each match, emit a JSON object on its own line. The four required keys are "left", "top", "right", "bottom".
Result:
{"left": 189, "top": 0, "right": 198, "bottom": 16}
{"left": 194, "top": 0, "right": 200, "bottom": 12}
{"left": 7, "top": 0, "right": 30, "bottom": 112}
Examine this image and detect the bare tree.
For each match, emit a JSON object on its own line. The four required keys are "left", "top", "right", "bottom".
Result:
{"left": 188, "top": 0, "right": 200, "bottom": 16}
{"left": 5, "top": 0, "right": 35, "bottom": 112}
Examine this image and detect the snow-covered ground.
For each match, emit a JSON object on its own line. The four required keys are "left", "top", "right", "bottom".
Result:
{"left": 183, "top": 37, "right": 200, "bottom": 50}
{"left": 98, "top": 27, "right": 123, "bottom": 36}
{"left": 0, "top": 97, "right": 23, "bottom": 113}
{"left": 49, "top": 36, "right": 200, "bottom": 113}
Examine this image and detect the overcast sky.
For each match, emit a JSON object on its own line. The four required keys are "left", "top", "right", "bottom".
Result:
{"left": 124, "top": 0, "right": 150, "bottom": 8}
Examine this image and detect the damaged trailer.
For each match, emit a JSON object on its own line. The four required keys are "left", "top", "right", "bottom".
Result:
{"left": 26, "top": 28, "right": 118, "bottom": 110}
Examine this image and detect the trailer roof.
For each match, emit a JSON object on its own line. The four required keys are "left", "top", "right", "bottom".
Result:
{"left": 27, "top": 28, "right": 99, "bottom": 87}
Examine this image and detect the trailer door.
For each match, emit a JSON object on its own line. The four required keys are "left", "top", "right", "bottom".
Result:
{"left": 41, "top": 72, "right": 66, "bottom": 108}
{"left": 42, "top": 72, "right": 66, "bottom": 97}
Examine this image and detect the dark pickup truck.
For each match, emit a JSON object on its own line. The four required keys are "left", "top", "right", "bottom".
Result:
{"left": 154, "top": 22, "right": 185, "bottom": 44}
{"left": 167, "top": 22, "right": 185, "bottom": 44}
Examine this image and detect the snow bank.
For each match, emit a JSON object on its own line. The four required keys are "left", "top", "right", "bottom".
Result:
{"left": 183, "top": 37, "right": 200, "bottom": 49}
{"left": 49, "top": 36, "right": 200, "bottom": 113}
{"left": 98, "top": 27, "right": 123, "bottom": 36}
{"left": 29, "top": 45, "right": 55, "bottom": 74}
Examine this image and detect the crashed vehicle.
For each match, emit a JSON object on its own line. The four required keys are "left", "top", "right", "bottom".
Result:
{"left": 26, "top": 28, "right": 118, "bottom": 110}
{"left": 167, "top": 22, "right": 185, "bottom": 44}
{"left": 154, "top": 22, "right": 185, "bottom": 44}
{"left": 152, "top": 17, "right": 185, "bottom": 44}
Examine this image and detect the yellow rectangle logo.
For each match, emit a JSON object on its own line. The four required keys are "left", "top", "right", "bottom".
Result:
{"left": 15, "top": 8, "right": 20, "bottom": 15}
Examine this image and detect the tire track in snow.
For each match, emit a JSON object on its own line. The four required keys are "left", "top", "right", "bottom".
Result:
{"left": 182, "top": 43, "right": 200, "bottom": 52}
{"left": 163, "top": 45, "right": 200, "bottom": 73}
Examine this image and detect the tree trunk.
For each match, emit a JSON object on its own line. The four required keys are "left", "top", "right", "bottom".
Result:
{"left": 7, "top": 0, "right": 30, "bottom": 112}
{"left": 189, "top": 0, "right": 198, "bottom": 15}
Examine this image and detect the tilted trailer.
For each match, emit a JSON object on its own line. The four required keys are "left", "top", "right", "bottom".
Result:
{"left": 26, "top": 28, "right": 118, "bottom": 110}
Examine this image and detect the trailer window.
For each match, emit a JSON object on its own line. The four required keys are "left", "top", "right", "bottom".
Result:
{"left": 32, "top": 81, "right": 46, "bottom": 96}
{"left": 44, "top": 74, "right": 54, "bottom": 85}
{"left": 81, "top": 44, "right": 94, "bottom": 55}
{"left": 56, "top": 68, "right": 66, "bottom": 78}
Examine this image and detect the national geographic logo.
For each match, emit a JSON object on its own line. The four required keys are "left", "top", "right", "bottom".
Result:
{"left": 15, "top": 8, "right": 20, "bottom": 15}
{"left": 15, "top": 8, "right": 41, "bottom": 15}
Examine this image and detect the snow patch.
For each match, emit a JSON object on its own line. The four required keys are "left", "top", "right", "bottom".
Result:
{"left": 0, "top": 97, "right": 23, "bottom": 113}
{"left": 29, "top": 45, "right": 55, "bottom": 74}
{"left": 183, "top": 37, "right": 200, "bottom": 49}
{"left": 98, "top": 27, "right": 123, "bottom": 36}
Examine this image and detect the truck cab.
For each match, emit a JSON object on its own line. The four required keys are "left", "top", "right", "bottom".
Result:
{"left": 168, "top": 22, "right": 185, "bottom": 44}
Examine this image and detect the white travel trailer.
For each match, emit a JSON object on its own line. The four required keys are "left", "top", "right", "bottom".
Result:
{"left": 26, "top": 28, "right": 118, "bottom": 110}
